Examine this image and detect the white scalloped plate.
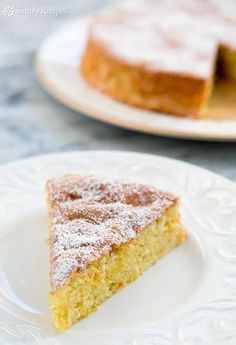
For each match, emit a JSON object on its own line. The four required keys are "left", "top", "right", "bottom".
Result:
{"left": 0, "top": 150, "right": 236, "bottom": 345}
{"left": 36, "top": 17, "right": 236, "bottom": 141}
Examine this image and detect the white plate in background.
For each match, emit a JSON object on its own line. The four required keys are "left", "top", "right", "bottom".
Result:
{"left": 36, "top": 17, "right": 236, "bottom": 141}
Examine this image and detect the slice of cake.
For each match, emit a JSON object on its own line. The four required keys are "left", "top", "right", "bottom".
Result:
{"left": 46, "top": 174, "right": 186, "bottom": 331}
{"left": 81, "top": 0, "right": 236, "bottom": 117}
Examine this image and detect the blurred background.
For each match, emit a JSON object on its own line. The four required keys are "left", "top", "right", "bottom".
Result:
{"left": 0, "top": 0, "right": 235, "bottom": 181}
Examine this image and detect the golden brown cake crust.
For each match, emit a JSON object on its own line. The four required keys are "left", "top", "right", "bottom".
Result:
{"left": 81, "top": 38, "right": 212, "bottom": 117}
{"left": 46, "top": 174, "right": 178, "bottom": 291}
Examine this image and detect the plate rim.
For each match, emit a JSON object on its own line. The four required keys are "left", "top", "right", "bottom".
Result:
{"left": 1, "top": 149, "right": 235, "bottom": 187}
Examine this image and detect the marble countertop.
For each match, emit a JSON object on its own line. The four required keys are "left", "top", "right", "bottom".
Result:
{"left": 0, "top": 0, "right": 235, "bottom": 182}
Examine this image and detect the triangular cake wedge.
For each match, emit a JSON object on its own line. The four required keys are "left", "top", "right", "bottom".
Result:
{"left": 46, "top": 174, "right": 186, "bottom": 331}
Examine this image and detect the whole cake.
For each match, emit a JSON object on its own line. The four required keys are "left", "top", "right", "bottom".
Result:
{"left": 46, "top": 174, "right": 186, "bottom": 331}
{"left": 81, "top": 0, "right": 236, "bottom": 117}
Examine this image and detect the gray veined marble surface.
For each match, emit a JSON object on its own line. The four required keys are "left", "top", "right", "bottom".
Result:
{"left": 0, "top": 0, "right": 235, "bottom": 182}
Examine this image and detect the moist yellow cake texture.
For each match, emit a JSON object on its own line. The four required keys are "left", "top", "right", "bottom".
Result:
{"left": 81, "top": 0, "right": 236, "bottom": 117}
{"left": 46, "top": 174, "right": 186, "bottom": 331}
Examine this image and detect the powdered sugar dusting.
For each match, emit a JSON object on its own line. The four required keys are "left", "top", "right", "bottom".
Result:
{"left": 90, "top": 0, "right": 236, "bottom": 77}
{"left": 46, "top": 174, "right": 177, "bottom": 291}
